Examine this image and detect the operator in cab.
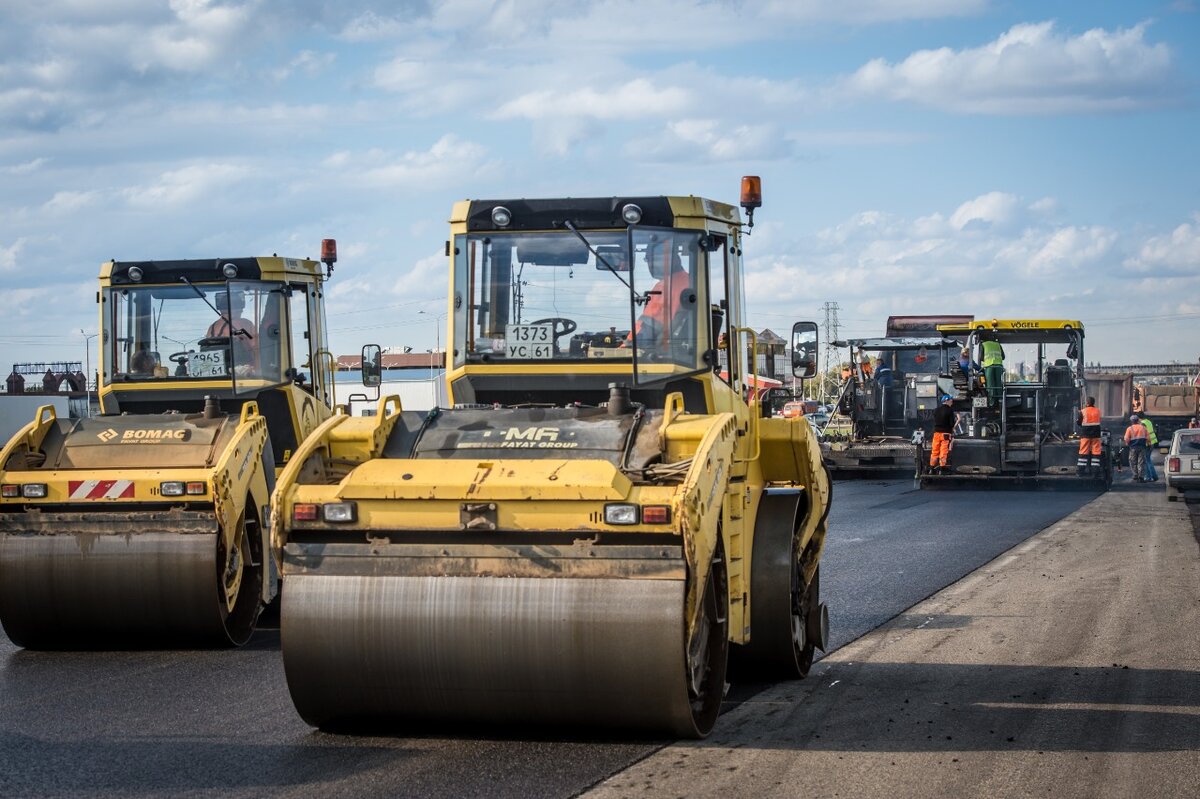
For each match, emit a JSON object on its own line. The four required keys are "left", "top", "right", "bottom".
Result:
{"left": 206, "top": 290, "right": 258, "bottom": 367}
{"left": 626, "top": 241, "right": 691, "bottom": 350}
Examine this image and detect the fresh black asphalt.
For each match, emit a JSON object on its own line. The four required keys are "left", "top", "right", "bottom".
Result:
{"left": 0, "top": 480, "right": 1100, "bottom": 799}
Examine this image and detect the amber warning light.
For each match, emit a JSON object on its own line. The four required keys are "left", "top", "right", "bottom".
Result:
{"left": 321, "top": 238, "right": 338, "bottom": 265}
{"left": 740, "top": 176, "right": 762, "bottom": 209}
{"left": 740, "top": 175, "right": 762, "bottom": 230}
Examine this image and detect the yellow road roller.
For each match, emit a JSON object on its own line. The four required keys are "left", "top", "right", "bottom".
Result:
{"left": 273, "top": 180, "right": 832, "bottom": 737}
{"left": 0, "top": 245, "right": 345, "bottom": 648}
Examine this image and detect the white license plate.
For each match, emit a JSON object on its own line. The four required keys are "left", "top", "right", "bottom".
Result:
{"left": 505, "top": 324, "right": 553, "bottom": 359}
{"left": 972, "top": 396, "right": 987, "bottom": 408}
{"left": 190, "top": 350, "right": 227, "bottom": 377}
{"left": 1192, "top": 459, "right": 1200, "bottom": 471}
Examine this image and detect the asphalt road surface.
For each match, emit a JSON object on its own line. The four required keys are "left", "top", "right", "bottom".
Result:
{"left": 0, "top": 480, "right": 1099, "bottom": 799}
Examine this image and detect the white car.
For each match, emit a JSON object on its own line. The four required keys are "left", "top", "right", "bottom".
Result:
{"left": 1165, "top": 428, "right": 1200, "bottom": 502}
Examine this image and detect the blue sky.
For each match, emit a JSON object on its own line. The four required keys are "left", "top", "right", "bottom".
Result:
{"left": 1, "top": 0, "right": 1198, "bottom": 373}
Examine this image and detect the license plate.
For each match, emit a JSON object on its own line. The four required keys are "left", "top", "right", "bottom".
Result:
{"left": 505, "top": 324, "right": 553, "bottom": 359}
{"left": 190, "top": 350, "right": 227, "bottom": 377}
{"left": 1192, "top": 459, "right": 1200, "bottom": 471}
{"left": 972, "top": 396, "right": 987, "bottom": 408}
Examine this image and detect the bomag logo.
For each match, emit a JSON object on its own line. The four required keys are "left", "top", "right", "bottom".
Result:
{"left": 97, "top": 428, "right": 119, "bottom": 442}
{"left": 496, "top": 426, "right": 579, "bottom": 449}
{"left": 118, "top": 429, "right": 190, "bottom": 443}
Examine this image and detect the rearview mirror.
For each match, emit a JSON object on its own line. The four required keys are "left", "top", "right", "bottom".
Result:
{"left": 362, "top": 344, "right": 382, "bottom": 387}
{"left": 791, "top": 321, "right": 819, "bottom": 379}
{"left": 593, "top": 244, "right": 630, "bottom": 272}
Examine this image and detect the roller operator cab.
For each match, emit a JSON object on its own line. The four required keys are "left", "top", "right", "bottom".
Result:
{"left": 273, "top": 179, "right": 832, "bottom": 738}
{"left": 0, "top": 247, "right": 341, "bottom": 648}
{"left": 918, "top": 319, "right": 1112, "bottom": 489}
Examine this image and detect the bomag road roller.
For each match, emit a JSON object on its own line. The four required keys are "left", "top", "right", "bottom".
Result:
{"left": 0, "top": 244, "right": 344, "bottom": 648}
{"left": 917, "top": 319, "right": 1112, "bottom": 489}
{"left": 273, "top": 178, "right": 832, "bottom": 738}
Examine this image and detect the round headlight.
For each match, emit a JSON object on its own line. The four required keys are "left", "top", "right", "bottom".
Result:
{"left": 621, "top": 203, "right": 642, "bottom": 224}
{"left": 491, "top": 206, "right": 512, "bottom": 227}
{"left": 127, "top": 266, "right": 144, "bottom": 282}
{"left": 221, "top": 263, "right": 238, "bottom": 278}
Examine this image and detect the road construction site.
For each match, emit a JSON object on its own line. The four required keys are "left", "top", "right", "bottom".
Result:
{"left": 5, "top": 474, "right": 1194, "bottom": 799}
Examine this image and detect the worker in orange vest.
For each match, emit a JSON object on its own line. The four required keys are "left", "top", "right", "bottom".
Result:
{"left": 1123, "top": 413, "right": 1149, "bottom": 483}
{"left": 1076, "top": 396, "right": 1102, "bottom": 477}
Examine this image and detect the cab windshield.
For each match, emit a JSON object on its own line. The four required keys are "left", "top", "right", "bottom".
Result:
{"left": 456, "top": 228, "right": 703, "bottom": 373}
{"left": 104, "top": 280, "right": 286, "bottom": 386}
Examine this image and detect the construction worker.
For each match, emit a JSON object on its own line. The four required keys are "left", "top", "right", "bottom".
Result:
{"left": 874, "top": 357, "right": 893, "bottom": 387}
{"left": 1138, "top": 411, "right": 1159, "bottom": 482}
{"left": 980, "top": 334, "right": 1005, "bottom": 406}
{"left": 929, "top": 394, "right": 955, "bottom": 474}
{"left": 1076, "top": 396, "right": 1102, "bottom": 477}
{"left": 626, "top": 244, "right": 690, "bottom": 351}
{"left": 1123, "top": 413, "right": 1149, "bottom": 483}
{"left": 858, "top": 352, "right": 872, "bottom": 379}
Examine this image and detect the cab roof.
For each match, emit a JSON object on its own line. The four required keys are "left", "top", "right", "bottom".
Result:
{"left": 937, "top": 319, "right": 1084, "bottom": 344}
{"left": 838, "top": 336, "right": 962, "bottom": 351}
{"left": 100, "top": 255, "right": 324, "bottom": 286}
{"left": 453, "top": 195, "right": 742, "bottom": 232}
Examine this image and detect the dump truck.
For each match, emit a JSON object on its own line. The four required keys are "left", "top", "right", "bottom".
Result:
{"left": 918, "top": 319, "right": 1111, "bottom": 488}
{"left": 272, "top": 179, "right": 832, "bottom": 738}
{"left": 0, "top": 246, "right": 344, "bottom": 648}
{"left": 1135, "top": 383, "right": 1195, "bottom": 446}
{"left": 823, "top": 333, "right": 963, "bottom": 475}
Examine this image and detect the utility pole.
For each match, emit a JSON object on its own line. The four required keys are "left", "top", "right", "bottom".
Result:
{"left": 820, "top": 301, "right": 840, "bottom": 403}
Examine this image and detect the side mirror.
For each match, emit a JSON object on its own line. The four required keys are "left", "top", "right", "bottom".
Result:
{"left": 361, "top": 344, "right": 382, "bottom": 388}
{"left": 791, "top": 321, "right": 819, "bottom": 379}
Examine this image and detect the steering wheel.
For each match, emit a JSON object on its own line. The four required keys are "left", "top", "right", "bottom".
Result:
{"left": 530, "top": 317, "right": 578, "bottom": 342}
{"left": 168, "top": 351, "right": 191, "bottom": 365}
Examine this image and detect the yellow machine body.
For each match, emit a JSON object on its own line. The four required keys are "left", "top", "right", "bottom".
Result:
{"left": 274, "top": 191, "right": 831, "bottom": 736}
{"left": 0, "top": 254, "right": 336, "bottom": 647}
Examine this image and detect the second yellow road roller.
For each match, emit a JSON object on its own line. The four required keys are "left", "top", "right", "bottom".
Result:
{"left": 273, "top": 179, "right": 832, "bottom": 737}
{"left": 0, "top": 244, "right": 345, "bottom": 648}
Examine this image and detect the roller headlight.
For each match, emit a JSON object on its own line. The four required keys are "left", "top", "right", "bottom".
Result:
{"left": 221, "top": 262, "right": 239, "bottom": 278}
{"left": 127, "top": 266, "right": 144, "bottom": 282}
{"left": 21, "top": 483, "right": 48, "bottom": 499}
{"left": 491, "top": 206, "right": 512, "bottom": 227}
{"left": 322, "top": 502, "right": 357, "bottom": 523}
{"left": 159, "top": 481, "right": 185, "bottom": 496}
{"left": 604, "top": 503, "right": 638, "bottom": 525}
{"left": 621, "top": 203, "right": 642, "bottom": 224}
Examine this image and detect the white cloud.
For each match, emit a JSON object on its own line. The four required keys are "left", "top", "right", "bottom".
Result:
{"left": 335, "top": 135, "right": 493, "bottom": 189}
{"left": 949, "top": 191, "right": 1020, "bottom": 230}
{"left": 494, "top": 79, "right": 692, "bottom": 121}
{"left": 763, "top": 0, "right": 987, "bottom": 23}
{"left": 1124, "top": 213, "right": 1200, "bottom": 274}
{"left": 2, "top": 158, "right": 50, "bottom": 175}
{"left": 271, "top": 50, "right": 336, "bottom": 81}
{"left": 122, "top": 163, "right": 247, "bottom": 208}
{"left": 1, "top": 239, "right": 26, "bottom": 272}
{"left": 43, "top": 190, "right": 101, "bottom": 214}
{"left": 845, "top": 20, "right": 1175, "bottom": 113}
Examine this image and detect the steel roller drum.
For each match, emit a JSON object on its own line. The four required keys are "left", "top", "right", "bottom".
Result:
{"left": 282, "top": 573, "right": 702, "bottom": 735}
{"left": 0, "top": 515, "right": 238, "bottom": 648}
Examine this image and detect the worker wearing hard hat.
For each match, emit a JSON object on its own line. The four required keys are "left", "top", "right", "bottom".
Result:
{"left": 929, "top": 394, "right": 956, "bottom": 475}
{"left": 980, "top": 334, "right": 1005, "bottom": 407}
{"left": 1076, "top": 396, "right": 1102, "bottom": 477}
{"left": 1123, "top": 414, "right": 1149, "bottom": 483}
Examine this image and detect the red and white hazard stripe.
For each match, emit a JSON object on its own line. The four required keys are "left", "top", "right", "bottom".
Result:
{"left": 67, "top": 480, "right": 135, "bottom": 500}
